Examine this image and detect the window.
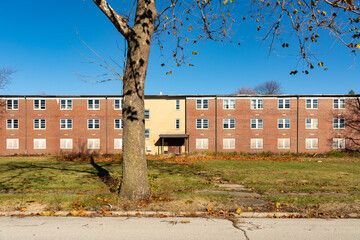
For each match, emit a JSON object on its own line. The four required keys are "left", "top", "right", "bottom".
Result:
{"left": 145, "top": 129, "right": 150, "bottom": 139}
{"left": 34, "top": 139, "right": 46, "bottom": 149}
{"left": 278, "top": 138, "right": 290, "bottom": 149}
{"left": 34, "top": 99, "right": 46, "bottom": 110}
{"left": 333, "top": 138, "right": 345, "bottom": 149}
{"left": 333, "top": 98, "right": 345, "bottom": 109}
{"left": 333, "top": 118, "right": 345, "bottom": 129}
{"left": 60, "top": 139, "right": 73, "bottom": 149}
{"left": 306, "top": 119, "right": 318, "bottom": 129}
{"left": 250, "top": 138, "right": 263, "bottom": 149}
{"left": 6, "top": 119, "right": 19, "bottom": 129}
{"left": 223, "top": 99, "right": 235, "bottom": 109}
{"left": 196, "top": 99, "right": 209, "bottom": 109}
{"left": 34, "top": 119, "right": 46, "bottom": 129}
{"left": 114, "top": 138, "right": 122, "bottom": 149}
{"left": 88, "top": 139, "right": 100, "bottom": 149}
{"left": 305, "top": 138, "right": 318, "bottom": 149}
{"left": 278, "top": 99, "right": 290, "bottom": 109}
{"left": 88, "top": 119, "right": 100, "bottom": 129}
{"left": 6, "top": 139, "right": 19, "bottom": 149}
{"left": 251, "top": 99, "right": 263, "bottom": 109}
{"left": 196, "top": 138, "right": 208, "bottom": 149}
{"left": 306, "top": 99, "right": 318, "bottom": 109}
{"left": 278, "top": 119, "right": 290, "bottom": 129}
{"left": 196, "top": 119, "right": 209, "bottom": 129}
{"left": 114, "top": 119, "right": 123, "bottom": 129}
{"left": 6, "top": 100, "right": 18, "bottom": 110}
{"left": 251, "top": 119, "right": 263, "bottom": 129}
{"left": 145, "top": 110, "right": 150, "bottom": 120}
{"left": 175, "top": 99, "right": 180, "bottom": 110}
{"left": 60, "top": 99, "right": 72, "bottom": 110}
{"left": 223, "top": 119, "right": 235, "bottom": 129}
{"left": 88, "top": 99, "right": 100, "bottom": 110}
{"left": 223, "top": 138, "right": 235, "bottom": 149}
{"left": 60, "top": 119, "right": 72, "bottom": 129}
{"left": 114, "top": 99, "right": 123, "bottom": 110}
{"left": 175, "top": 119, "right": 180, "bottom": 129}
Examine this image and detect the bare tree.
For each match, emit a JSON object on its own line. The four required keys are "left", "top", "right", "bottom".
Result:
{"left": 89, "top": 0, "right": 360, "bottom": 200}
{"left": 235, "top": 87, "right": 258, "bottom": 95}
{"left": 254, "top": 80, "right": 283, "bottom": 95}
{"left": 0, "top": 67, "right": 16, "bottom": 90}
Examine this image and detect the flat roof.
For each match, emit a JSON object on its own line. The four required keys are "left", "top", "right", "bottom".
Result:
{"left": 159, "top": 134, "right": 189, "bottom": 138}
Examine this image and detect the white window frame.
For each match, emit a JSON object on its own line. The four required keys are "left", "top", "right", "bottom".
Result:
{"left": 145, "top": 109, "right": 150, "bottom": 120}
{"left": 6, "top": 139, "right": 19, "bottom": 149}
{"left": 196, "top": 119, "right": 209, "bottom": 129}
{"left": 278, "top": 138, "right": 290, "bottom": 149}
{"left": 223, "top": 119, "right": 235, "bottom": 129}
{"left": 306, "top": 98, "right": 318, "bottom": 109}
{"left": 60, "top": 99, "right": 72, "bottom": 110}
{"left": 145, "top": 129, "right": 150, "bottom": 139}
{"left": 114, "top": 138, "right": 123, "bottom": 149}
{"left": 333, "top": 138, "right": 345, "bottom": 149}
{"left": 196, "top": 99, "right": 209, "bottom": 110}
{"left": 34, "top": 138, "right": 46, "bottom": 149}
{"left": 175, "top": 99, "right": 180, "bottom": 110}
{"left": 114, "top": 99, "right": 123, "bottom": 110}
{"left": 114, "top": 119, "right": 123, "bottom": 129}
{"left": 223, "top": 99, "right": 235, "bottom": 110}
{"left": 60, "top": 119, "right": 72, "bottom": 129}
{"left": 278, "top": 99, "right": 290, "bottom": 109}
{"left": 6, "top": 119, "right": 19, "bottom": 129}
{"left": 34, "top": 99, "right": 46, "bottom": 110}
{"left": 6, "top": 99, "right": 19, "bottom": 110}
{"left": 333, "top": 118, "right": 345, "bottom": 129}
{"left": 223, "top": 138, "right": 235, "bottom": 149}
{"left": 250, "top": 138, "right": 263, "bottom": 149}
{"left": 175, "top": 119, "right": 180, "bottom": 129}
{"left": 34, "top": 119, "right": 46, "bottom": 129}
{"left": 251, "top": 99, "right": 263, "bottom": 109}
{"left": 87, "top": 138, "right": 100, "bottom": 150}
{"left": 196, "top": 138, "right": 209, "bottom": 149}
{"left": 306, "top": 118, "right": 318, "bottom": 129}
{"left": 333, "top": 98, "right": 346, "bottom": 109}
{"left": 278, "top": 119, "right": 290, "bottom": 129}
{"left": 88, "top": 99, "right": 100, "bottom": 110}
{"left": 60, "top": 138, "right": 73, "bottom": 149}
{"left": 305, "top": 138, "right": 318, "bottom": 149}
{"left": 251, "top": 119, "right": 263, "bottom": 129}
{"left": 88, "top": 119, "right": 100, "bottom": 129}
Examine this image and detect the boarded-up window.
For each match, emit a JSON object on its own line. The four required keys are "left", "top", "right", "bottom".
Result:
{"left": 60, "top": 139, "right": 73, "bottom": 149}
{"left": 88, "top": 139, "right": 100, "bottom": 150}
{"left": 6, "top": 139, "right": 19, "bottom": 149}
{"left": 250, "top": 138, "right": 263, "bottom": 149}
{"left": 305, "top": 138, "right": 318, "bottom": 149}
{"left": 196, "top": 138, "right": 208, "bottom": 149}
{"left": 223, "top": 138, "right": 235, "bottom": 149}
{"left": 34, "top": 139, "right": 46, "bottom": 149}
{"left": 114, "top": 138, "right": 122, "bottom": 149}
{"left": 278, "top": 138, "right": 290, "bottom": 149}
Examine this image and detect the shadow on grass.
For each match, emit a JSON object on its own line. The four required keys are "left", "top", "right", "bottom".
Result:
{"left": 90, "top": 157, "right": 119, "bottom": 193}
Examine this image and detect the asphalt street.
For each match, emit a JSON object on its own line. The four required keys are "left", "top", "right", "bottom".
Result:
{"left": 0, "top": 217, "right": 359, "bottom": 240}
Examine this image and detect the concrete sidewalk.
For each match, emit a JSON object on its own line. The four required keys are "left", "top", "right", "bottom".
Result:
{"left": 0, "top": 217, "right": 359, "bottom": 240}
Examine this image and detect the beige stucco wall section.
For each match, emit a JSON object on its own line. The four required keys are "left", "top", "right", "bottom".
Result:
{"left": 144, "top": 98, "right": 186, "bottom": 154}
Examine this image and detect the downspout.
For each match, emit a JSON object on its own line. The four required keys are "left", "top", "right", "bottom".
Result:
{"left": 185, "top": 97, "right": 189, "bottom": 153}
{"left": 24, "top": 96, "right": 27, "bottom": 154}
{"left": 105, "top": 96, "right": 108, "bottom": 154}
{"left": 215, "top": 96, "right": 217, "bottom": 153}
{"left": 296, "top": 96, "right": 299, "bottom": 154}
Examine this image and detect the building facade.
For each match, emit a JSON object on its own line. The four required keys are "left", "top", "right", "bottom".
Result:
{"left": 0, "top": 94, "right": 357, "bottom": 155}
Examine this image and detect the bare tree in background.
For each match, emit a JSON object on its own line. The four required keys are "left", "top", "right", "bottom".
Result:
{"left": 235, "top": 87, "right": 258, "bottom": 95}
{"left": 0, "top": 67, "right": 16, "bottom": 89}
{"left": 88, "top": 0, "right": 360, "bottom": 200}
{"left": 254, "top": 80, "right": 282, "bottom": 95}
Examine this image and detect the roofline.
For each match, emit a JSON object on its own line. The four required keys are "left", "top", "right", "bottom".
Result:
{"left": 0, "top": 94, "right": 359, "bottom": 98}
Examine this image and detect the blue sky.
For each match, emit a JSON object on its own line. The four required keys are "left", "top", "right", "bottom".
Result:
{"left": 0, "top": 1, "right": 358, "bottom": 96}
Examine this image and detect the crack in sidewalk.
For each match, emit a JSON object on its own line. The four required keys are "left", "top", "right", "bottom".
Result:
{"left": 227, "top": 217, "right": 250, "bottom": 240}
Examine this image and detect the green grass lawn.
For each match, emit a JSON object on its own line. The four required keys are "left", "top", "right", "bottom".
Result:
{"left": 0, "top": 156, "right": 359, "bottom": 215}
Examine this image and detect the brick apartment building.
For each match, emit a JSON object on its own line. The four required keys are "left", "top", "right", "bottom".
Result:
{"left": 0, "top": 94, "right": 358, "bottom": 155}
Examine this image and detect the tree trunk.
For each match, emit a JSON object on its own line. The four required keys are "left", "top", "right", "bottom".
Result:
{"left": 120, "top": 1, "right": 157, "bottom": 200}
